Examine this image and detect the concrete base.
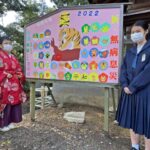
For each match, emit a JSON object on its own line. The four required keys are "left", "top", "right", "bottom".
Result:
{"left": 52, "top": 83, "right": 119, "bottom": 109}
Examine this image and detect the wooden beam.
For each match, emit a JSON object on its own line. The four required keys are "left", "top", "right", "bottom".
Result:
{"left": 30, "top": 82, "right": 36, "bottom": 121}
{"left": 88, "top": 0, "right": 129, "bottom": 3}
{"left": 103, "top": 87, "right": 110, "bottom": 132}
{"left": 124, "top": 11, "right": 150, "bottom": 26}
{"left": 128, "top": 2, "right": 150, "bottom": 13}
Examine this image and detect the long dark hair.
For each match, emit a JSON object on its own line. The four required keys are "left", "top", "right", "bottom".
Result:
{"left": 0, "top": 36, "right": 11, "bottom": 44}
{"left": 132, "top": 20, "right": 150, "bottom": 40}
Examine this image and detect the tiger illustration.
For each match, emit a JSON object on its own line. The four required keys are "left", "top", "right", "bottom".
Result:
{"left": 59, "top": 28, "right": 81, "bottom": 50}
{"left": 51, "top": 28, "right": 81, "bottom": 61}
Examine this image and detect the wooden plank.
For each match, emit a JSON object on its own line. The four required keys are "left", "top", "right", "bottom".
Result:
{"left": 103, "top": 87, "right": 109, "bottom": 132}
{"left": 88, "top": 0, "right": 131, "bottom": 4}
{"left": 41, "top": 86, "right": 45, "bottom": 109}
{"left": 30, "top": 82, "right": 36, "bottom": 121}
{"left": 111, "top": 88, "right": 116, "bottom": 114}
{"left": 27, "top": 78, "right": 119, "bottom": 89}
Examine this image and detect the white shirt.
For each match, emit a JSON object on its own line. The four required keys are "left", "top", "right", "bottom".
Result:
{"left": 137, "top": 44, "right": 145, "bottom": 54}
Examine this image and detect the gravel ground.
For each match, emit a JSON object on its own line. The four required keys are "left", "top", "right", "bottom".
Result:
{"left": 0, "top": 104, "right": 132, "bottom": 150}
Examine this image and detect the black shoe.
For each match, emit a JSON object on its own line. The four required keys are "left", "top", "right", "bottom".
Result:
{"left": 131, "top": 148, "right": 140, "bottom": 150}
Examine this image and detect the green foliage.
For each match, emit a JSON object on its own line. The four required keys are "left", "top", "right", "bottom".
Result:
{"left": 0, "top": 0, "right": 27, "bottom": 16}
{"left": 0, "top": 1, "right": 55, "bottom": 92}
{"left": 51, "top": 0, "right": 89, "bottom": 7}
{"left": 0, "top": 3, "right": 40, "bottom": 64}
{"left": 0, "top": 0, "right": 88, "bottom": 92}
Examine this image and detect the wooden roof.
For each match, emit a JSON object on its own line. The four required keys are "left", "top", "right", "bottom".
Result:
{"left": 88, "top": 0, "right": 150, "bottom": 27}
{"left": 124, "top": 10, "right": 150, "bottom": 27}
{"left": 88, "top": 0, "right": 129, "bottom": 4}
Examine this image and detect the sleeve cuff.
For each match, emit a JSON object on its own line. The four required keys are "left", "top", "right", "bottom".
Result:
{"left": 121, "top": 83, "right": 128, "bottom": 89}
{"left": 128, "top": 85, "right": 136, "bottom": 93}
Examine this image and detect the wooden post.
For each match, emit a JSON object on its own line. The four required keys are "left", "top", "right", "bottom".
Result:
{"left": 111, "top": 88, "right": 116, "bottom": 114}
{"left": 41, "top": 86, "right": 45, "bottom": 109}
{"left": 116, "top": 86, "right": 121, "bottom": 107}
{"left": 30, "top": 82, "right": 36, "bottom": 121}
{"left": 104, "top": 87, "right": 109, "bottom": 132}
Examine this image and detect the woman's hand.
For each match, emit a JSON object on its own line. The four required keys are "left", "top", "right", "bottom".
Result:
{"left": 17, "top": 75, "right": 22, "bottom": 79}
{"left": 124, "top": 87, "right": 132, "bottom": 94}
{"left": 4, "top": 71, "right": 12, "bottom": 78}
{"left": 15, "top": 72, "right": 22, "bottom": 79}
{"left": 7, "top": 73, "right": 12, "bottom": 78}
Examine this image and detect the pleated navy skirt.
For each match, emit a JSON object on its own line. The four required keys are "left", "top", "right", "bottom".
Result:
{"left": 116, "top": 86, "right": 150, "bottom": 139}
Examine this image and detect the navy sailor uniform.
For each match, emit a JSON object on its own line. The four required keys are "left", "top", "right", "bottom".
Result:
{"left": 116, "top": 40, "right": 150, "bottom": 138}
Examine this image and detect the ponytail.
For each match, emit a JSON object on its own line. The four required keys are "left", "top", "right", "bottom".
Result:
{"left": 146, "top": 26, "right": 150, "bottom": 40}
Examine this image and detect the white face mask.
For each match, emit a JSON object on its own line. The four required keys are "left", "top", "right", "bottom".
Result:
{"left": 3, "top": 44, "right": 13, "bottom": 52}
{"left": 131, "top": 32, "right": 145, "bottom": 43}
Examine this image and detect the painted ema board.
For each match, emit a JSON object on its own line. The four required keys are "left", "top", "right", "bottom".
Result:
{"left": 24, "top": 5, "right": 123, "bottom": 84}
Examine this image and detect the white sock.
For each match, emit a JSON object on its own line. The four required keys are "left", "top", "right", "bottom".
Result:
{"left": 132, "top": 144, "right": 140, "bottom": 150}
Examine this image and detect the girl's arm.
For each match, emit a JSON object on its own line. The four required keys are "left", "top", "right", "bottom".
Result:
{"left": 119, "top": 52, "right": 129, "bottom": 88}
{"left": 128, "top": 59, "right": 150, "bottom": 93}
{"left": 0, "top": 56, "right": 7, "bottom": 83}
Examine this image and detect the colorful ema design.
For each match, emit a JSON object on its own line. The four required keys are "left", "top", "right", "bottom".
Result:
{"left": 72, "top": 61, "right": 80, "bottom": 69}
{"left": 89, "top": 48, "right": 99, "bottom": 57}
{"left": 99, "top": 36, "right": 110, "bottom": 47}
{"left": 44, "top": 29, "right": 51, "bottom": 37}
{"left": 32, "top": 71, "right": 118, "bottom": 83}
{"left": 33, "top": 29, "right": 51, "bottom": 39}
{"left": 81, "top": 61, "right": 88, "bottom": 70}
{"left": 99, "top": 49, "right": 109, "bottom": 58}
{"left": 91, "top": 22, "right": 101, "bottom": 32}
{"left": 99, "top": 73, "right": 108, "bottom": 83}
{"left": 81, "top": 22, "right": 111, "bottom": 33}
{"left": 80, "top": 49, "right": 89, "bottom": 58}
{"left": 80, "top": 48, "right": 119, "bottom": 58}
{"left": 81, "top": 36, "right": 90, "bottom": 46}
{"left": 99, "top": 61, "right": 108, "bottom": 70}
{"left": 25, "top": 7, "right": 121, "bottom": 84}
{"left": 65, "top": 72, "right": 72, "bottom": 80}
{"left": 81, "top": 35, "right": 118, "bottom": 47}
{"left": 82, "top": 24, "right": 90, "bottom": 34}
